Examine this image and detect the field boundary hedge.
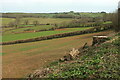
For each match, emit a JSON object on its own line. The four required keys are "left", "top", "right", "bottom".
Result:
{"left": 1, "top": 26, "right": 112, "bottom": 45}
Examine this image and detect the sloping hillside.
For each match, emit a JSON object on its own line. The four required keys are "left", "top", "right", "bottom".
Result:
{"left": 28, "top": 33, "right": 120, "bottom": 79}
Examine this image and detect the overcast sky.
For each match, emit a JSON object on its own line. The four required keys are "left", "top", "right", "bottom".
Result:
{"left": 0, "top": 0, "right": 120, "bottom": 13}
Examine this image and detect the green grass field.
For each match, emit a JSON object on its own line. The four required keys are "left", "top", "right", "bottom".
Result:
{"left": 80, "top": 12, "right": 104, "bottom": 17}
{"left": 21, "top": 18, "right": 74, "bottom": 24}
{"left": 2, "top": 27, "right": 93, "bottom": 42}
{"left": 1, "top": 18, "right": 75, "bottom": 26}
{"left": 2, "top": 27, "right": 13, "bottom": 32}
{"left": 3, "top": 25, "right": 55, "bottom": 34}
{"left": 1, "top": 18, "right": 15, "bottom": 26}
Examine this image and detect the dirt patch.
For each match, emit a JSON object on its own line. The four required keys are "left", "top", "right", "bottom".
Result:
{"left": 24, "top": 30, "right": 36, "bottom": 33}
{"left": 55, "top": 28, "right": 68, "bottom": 31}
{"left": 13, "top": 30, "right": 36, "bottom": 34}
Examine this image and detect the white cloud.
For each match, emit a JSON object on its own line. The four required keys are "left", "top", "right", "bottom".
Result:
{"left": 1, "top": 0, "right": 120, "bottom": 13}
{"left": 119, "top": 1, "right": 120, "bottom": 8}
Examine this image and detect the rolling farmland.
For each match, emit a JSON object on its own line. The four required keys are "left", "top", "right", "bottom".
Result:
{"left": 3, "top": 27, "right": 92, "bottom": 42}
{"left": 1, "top": 0, "right": 120, "bottom": 78}
{"left": 2, "top": 30, "right": 114, "bottom": 78}
{"left": 1, "top": 12, "right": 114, "bottom": 78}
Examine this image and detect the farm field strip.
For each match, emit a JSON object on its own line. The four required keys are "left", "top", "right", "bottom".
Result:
{"left": 2, "top": 27, "right": 93, "bottom": 42}
{"left": 0, "top": 18, "right": 15, "bottom": 26}
{"left": 1, "top": 18, "right": 75, "bottom": 26}
{"left": 21, "top": 18, "right": 74, "bottom": 24}
{"left": 3, "top": 25, "right": 55, "bottom": 34}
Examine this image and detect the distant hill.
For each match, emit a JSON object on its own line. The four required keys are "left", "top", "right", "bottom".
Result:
{"left": 1, "top": 12, "right": 105, "bottom": 18}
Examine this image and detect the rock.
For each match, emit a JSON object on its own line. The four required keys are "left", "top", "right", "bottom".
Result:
{"left": 27, "top": 68, "right": 52, "bottom": 79}
{"left": 59, "top": 48, "right": 80, "bottom": 62}
{"left": 92, "top": 36, "right": 109, "bottom": 46}
{"left": 82, "top": 43, "right": 89, "bottom": 49}
{"left": 64, "top": 54, "right": 72, "bottom": 61}
{"left": 69, "top": 48, "right": 80, "bottom": 59}
{"left": 59, "top": 58, "right": 65, "bottom": 62}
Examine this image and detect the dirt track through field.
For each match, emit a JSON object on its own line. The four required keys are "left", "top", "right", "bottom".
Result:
{"left": 2, "top": 30, "right": 114, "bottom": 78}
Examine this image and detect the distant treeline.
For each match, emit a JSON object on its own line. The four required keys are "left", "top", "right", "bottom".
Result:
{"left": 1, "top": 11, "right": 106, "bottom": 18}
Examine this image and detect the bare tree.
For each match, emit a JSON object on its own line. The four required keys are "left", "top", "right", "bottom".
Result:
{"left": 103, "top": 13, "right": 112, "bottom": 22}
{"left": 15, "top": 16, "right": 21, "bottom": 28}
{"left": 33, "top": 20, "right": 39, "bottom": 26}
{"left": 24, "top": 20, "right": 29, "bottom": 25}
{"left": 8, "top": 22, "right": 15, "bottom": 27}
{"left": 54, "top": 24, "right": 58, "bottom": 27}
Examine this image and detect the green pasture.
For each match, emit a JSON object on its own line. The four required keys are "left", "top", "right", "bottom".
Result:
{"left": 1, "top": 18, "right": 75, "bottom": 26}
{"left": 80, "top": 12, "right": 104, "bottom": 17}
{"left": 2, "top": 27, "right": 14, "bottom": 32}
{"left": 2, "top": 21, "right": 111, "bottom": 34}
{"left": 2, "top": 27, "right": 93, "bottom": 42}
{"left": 3, "top": 25, "right": 55, "bottom": 34}
{"left": 21, "top": 18, "right": 74, "bottom": 24}
{"left": 1, "top": 18, "right": 15, "bottom": 26}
